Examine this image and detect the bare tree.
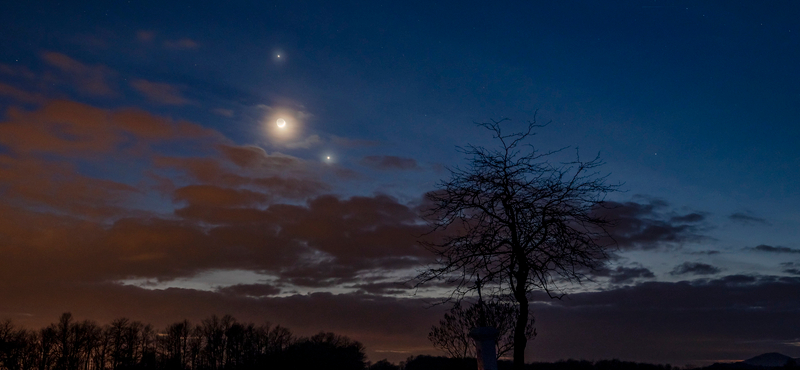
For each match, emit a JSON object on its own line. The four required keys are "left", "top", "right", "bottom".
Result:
{"left": 417, "top": 118, "right": 619, "bottom": 370}
{"left": 0, "top": 319, "right": 31, "bottom": 370}
{"left": 428, "top": 299, "right": 535, "bottom": 360}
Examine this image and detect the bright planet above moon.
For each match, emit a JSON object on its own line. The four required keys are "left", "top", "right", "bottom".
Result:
{"left": 276, "top": 118, "right": 286, "bottom": 128}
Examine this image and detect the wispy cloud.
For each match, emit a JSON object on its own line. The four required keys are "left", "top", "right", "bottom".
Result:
{"left": 164, "top": 38, "right": 200, "bottom": 50}
{"left": 595, "top": 198, "right": 710, "bottom": 250}
{"left": 40, "top": 52, "right": 117, "bottom": 96}
{"left": 361, "top": 155, "right": 420, "bottom": 171}
{"left": 670, "top": 262, "right": 721, "bottom": 276}
{"left": 593, "top": 265, "right": 655, "bottom": 284}
{"left": 750, "top": 245, "right": 800, "bottom": 254}
{"left": 284, "top": 134, "right": 322, "bottom": 149}
{"left": 136, "top": 30, "right": 156, "bottom": 42}
{"left": 0, "top": 82, "right": 46, "bottom": 103}
{"left": 729, "top": 211, "right": 770, "bottom": 226}
{"left": 130, "top": 79, "right": 190, "bottom": 105}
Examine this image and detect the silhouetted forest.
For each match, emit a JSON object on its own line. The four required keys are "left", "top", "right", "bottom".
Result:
{"left": 0, "top": 313, "right": 371, "bottom": 370}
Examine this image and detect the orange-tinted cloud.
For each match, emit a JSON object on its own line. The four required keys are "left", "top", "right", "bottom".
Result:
{"left": 0, "top": 156, "right": 138, "bottom": 217}
{"left": 217, "top": 144, "right": 303, "bottom": 170}
{"left": 136, "top": 30, "right": 156, "bottom": 42}
{"left": 156, "top": 149, "right": 328, "bottom": 200}
{"left": 174, "top": 185, "right": 270, "bottom": 207}
{"left": 40, "top": 52, "right": 117, "bottom": 96}
{"left": 130, "top": 79, "right": 190, "bottom": 105}
{"left": 0, "top": 98, "right": 222, "bottom": 220}
{"left": 0, "top": 63, "right": 37, "bottom": 79}
{"left": 0, "top": 99, "right": 216, "bottom": 157}
{"left": 0, "top": 82, "right": 46, "bottom": 103}
{"left": 164, "top": 38, "right": 199, "bottom": 50}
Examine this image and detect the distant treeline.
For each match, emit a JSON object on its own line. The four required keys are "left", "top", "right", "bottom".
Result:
{"left": 400, "top": 357, "right": 676, "bottom": 370}
{"left": 0, "top": 312, "right": 372, "bottom": 370}
{"left": 399, "top": 356, "right": 800, "bottom": 370}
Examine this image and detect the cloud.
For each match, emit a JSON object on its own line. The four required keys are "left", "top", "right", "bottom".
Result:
{"left": 0, "top": 97, "right": 431, "bottom": 288}
{"left": 348, "top": 281, "right": 413, "bottom": 295}
{"left": 0, "top": 97, "right": 210, "bottom": 218}
{"left": 687, "top": 250, "right": 721, "bottom": 255}
{"left": 729, "top": 212, "right": 769, "bottom": 226}
{"left": 0, "top": 157, "right": 138, "bottom": 217}
{"left": 213, "top": 108, "right": 234, "bottom": 117}
{"left": 0, "top": 63, "right": 37, "bottom": 79}
{"left": 593, "top": 266, "right": 655, "bottom": 284}
{"left": 154, "top": 152, "right": 328, "bottom": 201}
{"left": 130, "top": 79, "right": 190, "bottom": 105}
{"left": 284, "top": 134, "right": 322, "bottom": 149}
{"left": 0, "top": 82, "right": 46, "bottom": 103}
{"left": 0, "top": 99, "right": 222, "bottom": 218}
{"left": 217, "top": 283, "right": 281, "bottom": 297}
{"left": 136, "top": 30, "right": 156, "bottom": 42}
{"left": 174, "top": 185, "right": 270, "bottom": 207}
{"left": 0, "top": 100, "right": 214, "bottom": 157}
{"left": 0, "top": 190, "right": 428, "bottom": 284}
{"left": 669, "top": 213, "right": 705, "bottom": 223}
{"left": 217, "top": 144, "right": 303, "bottom": 169}
{"left": 750, "top": 245, "right": 800, "bottom": 254}
{"left": 361, "top": 155, "right": 420, "bottom": 171}
{"left": 781, "top": 263, "right": 800, "bottom": 276}
{"left": 331, "top": 135, "right": 381, "bottom": 148}
{"left": 257, "top": 104, "right": 313, "bottom": 121}
{"left": 164, "top": 38, "right": 200, "bottom": 50}
{"left": 596, "top": 198, "right": 709, "bottom": 250}
{"left": 670, "top": 262, "right": 721, "bottom": 276}
{"left": 40, "top": 52, "right": 117, "bottom": 96}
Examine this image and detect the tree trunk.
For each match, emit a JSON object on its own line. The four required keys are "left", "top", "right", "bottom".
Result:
{"left": 513, "top": 296, "right": 529, "bottom": 370}
{"left": 512, "top": 265, "right": 530, "bottom": 370}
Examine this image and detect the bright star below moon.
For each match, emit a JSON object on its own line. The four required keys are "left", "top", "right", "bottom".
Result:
{"left": 276, "top": 118, "right": 286, "bottom": 128}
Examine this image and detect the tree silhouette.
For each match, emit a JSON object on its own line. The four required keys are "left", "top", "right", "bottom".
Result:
{"left": 428, "top": 300, "right": 535, "bottom": 359}
{"left": 417, "top": 118, "right": 619, "bottom": 369}
{"left": 0, "top": 313, "right": 370, "bottom": 370}
{"left": 158, "top": 320, "right": 191, "bottom": 370}
{"left": 369, "top": 359, "right": 401, "bottom": 370}
{"left": 274, "top": 332, "right": 366, "bottom": 370}
{"left": 0, "top": 319, "right": 31, "bottom": 370}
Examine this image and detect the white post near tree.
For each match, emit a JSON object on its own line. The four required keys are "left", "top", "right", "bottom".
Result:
{"left": 469, "top": 275, "right": 499, "bottom": 370}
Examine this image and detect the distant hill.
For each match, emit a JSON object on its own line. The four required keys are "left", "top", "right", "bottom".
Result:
{"left": 743, "top": 353, "right": 797, "bottom": 367}
{"left": 704, "top": 353, "right": 799, "bottom": 370}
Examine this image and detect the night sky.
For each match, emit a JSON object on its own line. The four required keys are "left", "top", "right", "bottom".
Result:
{"left": 1, "top": 0, "right": 799, "bottom": 366}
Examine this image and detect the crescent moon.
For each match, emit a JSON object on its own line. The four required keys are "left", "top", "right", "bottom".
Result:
{"left": 277, "top": 118, "right": 286, "bottom": 128}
